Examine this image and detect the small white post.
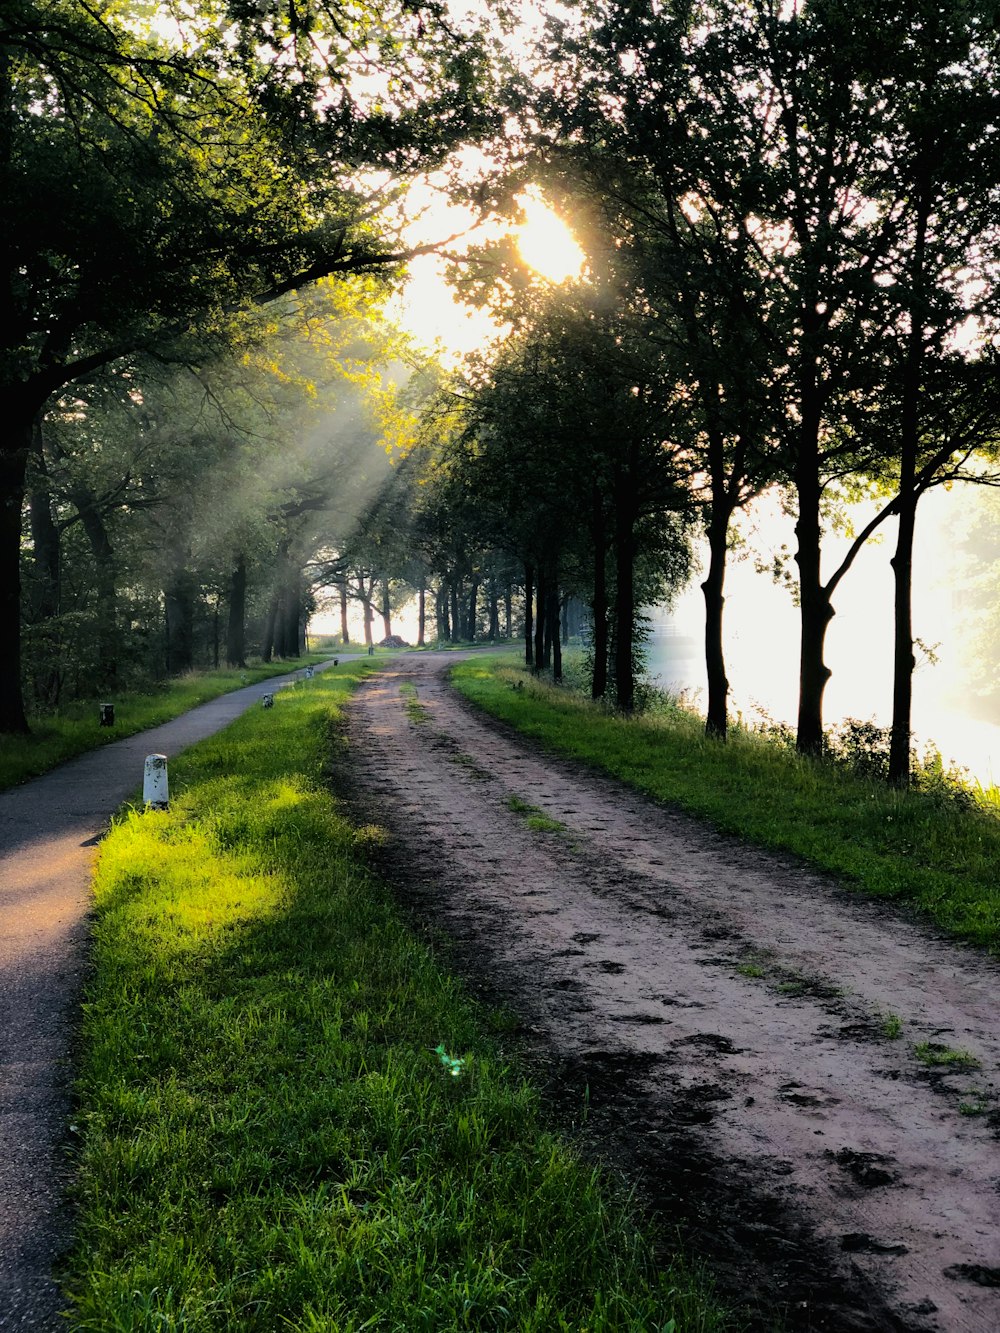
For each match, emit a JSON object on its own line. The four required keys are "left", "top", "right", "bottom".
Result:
{"left": 143, "top": 754, "right": 169, "bottom": 810}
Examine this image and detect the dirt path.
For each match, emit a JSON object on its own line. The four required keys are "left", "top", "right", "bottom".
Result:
{"left": 345, "top": 653, "right": 1000, "bottom": 1333}
{"left": 0, "top": 657, "right": 359, "bottom": 1330}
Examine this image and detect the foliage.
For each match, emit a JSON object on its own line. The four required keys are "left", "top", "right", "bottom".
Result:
{"left": 2, "top": 0, "right": 503, "bottom": 730}
{"left": 416, "top": 287, "right": 694, "bottom": 702}
{"left": 20, "top": 284, "right": 412, "bottom": 702}
{"left": 523, "top": 0, "right": 1000, "bottom": 755}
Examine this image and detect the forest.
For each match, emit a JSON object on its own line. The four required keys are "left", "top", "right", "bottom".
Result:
{"left": 8, "top": 0, "right": 1000, "bottom": 789}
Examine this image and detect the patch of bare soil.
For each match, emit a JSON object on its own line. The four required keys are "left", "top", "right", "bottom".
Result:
{"left": 341, "top": 654, "right": 1000, "bottom": 1332}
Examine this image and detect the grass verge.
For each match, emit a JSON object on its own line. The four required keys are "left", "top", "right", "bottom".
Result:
{"left": 66, "top": 661, "right": 730, "bottom": 1332}
{"left": 0, "top": 656, "right": 334, "bottom": 793}
{"left": 450, "top": 655, "right": 1000, "bottom": 954}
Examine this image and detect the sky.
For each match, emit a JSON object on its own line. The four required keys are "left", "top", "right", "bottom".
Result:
{"left": 388, "top": 177, "right": 587, "bottom": 363}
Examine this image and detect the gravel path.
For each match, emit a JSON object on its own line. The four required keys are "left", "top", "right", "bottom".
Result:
{"left": 345, "top": 653, "right": 1000, "bottom": 1333}
{"left": 0, "top": 658, "right": 355, "bottom": 1330}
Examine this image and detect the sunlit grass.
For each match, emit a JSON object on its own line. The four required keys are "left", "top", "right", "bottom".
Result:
{"left": 66, "top": 662, "right": 731, "bottom": 1331}
{"left": 0, "top": 656, "right": 332, "bottom": 793}
{"left": 451, "top": 655, "right": 1000, "bottom": 953}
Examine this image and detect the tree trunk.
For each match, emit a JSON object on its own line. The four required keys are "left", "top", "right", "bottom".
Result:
{"left": 262, "top": 591, "right": 278, "bottom": 662}
{"left": 591, "top": 489, "right": 609, "bottom": 700}
{"left": 533, "top": 563, "right": 546, "bottom": 671}
{"left": 889, "top": 184, "right": 930, "bottom": 788}
{"left": 339, "top": 579, "right": 350, "bottom": 645}
{"left": 889, "top": 495, "right": 917, "bottom": 784}
{"left": 226, "top": 554, "right": 247, "bottom": 667}
{"left": 436, "top": 583, "right": 449, "bottom": 641}
{"left": 548, "top": 576, "right": 562, "bottom": 683}
{"left": 380, "top": 580, "right": 391, "bottom": 641}
{"left": 524, "top": 563, "right": 534, "bottom": 667}
{"left": 702, "top": 495, "right": 731, "bottom": 739}
{"left": 793, "top": 352, "right": 832, "bottom": 755}
{"left": 278, "top": 572, "right": 300, "bottom": 657}
{"left": 164, "top": 567, "right": 196, "bottom": 674}
{"left": 26, "top": 437, "right": 62, "bottom": 705}
{"left": 504, "top": 582, "right": 512, "bottom": 639}
{"left": 613, "top": 450, "right": 640, "bottom": 713}
{"left": 542, "top": 579, "right": 553, "bottom": 668}
{"left": 467, "top": 577, "right": 479, "bottom": 641}
{"left": 27, "top": 438, "right": 60, "bottom": 625}
{"left": 794, "top": 483, "right": 834, "bottom": 755}
{"left": 0, "top": 418, "right": 32, "bottom": 732}
{"left": 614, "top": 523, "right": 636, "bottom": 714}
{"left": 449, "top": 578, "right": 460, "bottom": 644}
{"left": 417, "top": 581, "right": 426, "bottom": 647}
{"left": 71, "top": 483, "right": 118, "bottom": 691}
{"left": 262, "top": 594, "right": 278, "bottom": 661}
{"left": 488, "top": 578, "right": 499, "bottom": 641}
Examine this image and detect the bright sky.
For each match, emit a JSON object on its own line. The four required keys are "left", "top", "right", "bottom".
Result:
{"left": 391, "top": 182, "right": 587, "bottom": 362}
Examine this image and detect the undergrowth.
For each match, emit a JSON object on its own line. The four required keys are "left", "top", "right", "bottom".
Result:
{"left": 66, "top": 662, "right": 730, "bottom": 1331}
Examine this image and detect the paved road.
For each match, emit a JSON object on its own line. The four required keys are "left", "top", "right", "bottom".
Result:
{"left": 0, "top": 659, "right": 355, "bottom": 1329}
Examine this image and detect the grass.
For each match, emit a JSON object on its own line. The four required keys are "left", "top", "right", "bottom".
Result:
{"left": 506, "top": 793, "right": 568, "bottom": 834}
{"left": 736, "top": 963, "right": 766, "bottom": 980}
{"left": 65, "top": 662, "right": 731, "bottom": 1332}
{"left": 0, "top": 655, "right": 334, "bottom": 793}
{"left": 880, "top": 1013, "right": 903, "bottom": 1040}
{"left": 958, "top": 1093, "right": 990, "bottom": 1116}
{"left": 913, "top": 1042, "right": 981, "bottom": 1070}
{"left": 450, "top": 656, "right": 1000, "bottom": 954}
{"left": 399, "top": 679, "right": 430, "bottom": 725}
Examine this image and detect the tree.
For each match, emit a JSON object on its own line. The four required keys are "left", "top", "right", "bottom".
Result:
{"left": 533, "top": 0, "right": 1000, "bottom": 756}
{"left": 2, "top": 0, "right": 499, "bottom": 729}
{"left": 19, "top": 278, "right": 419, "bottom": 696}
{"left": 437, "top": 289, "right": 693, "bottom": 709}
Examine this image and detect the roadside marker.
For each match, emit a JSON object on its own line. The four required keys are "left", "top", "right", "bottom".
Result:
{"left": 143, "top": 754, "right": 169, "bottom": 810}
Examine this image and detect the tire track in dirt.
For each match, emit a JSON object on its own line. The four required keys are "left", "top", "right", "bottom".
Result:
{"left": 344, "top": 653, "right": 1000, "bottom": 1332}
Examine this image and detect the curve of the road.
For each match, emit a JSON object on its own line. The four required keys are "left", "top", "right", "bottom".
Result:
{"left": 0, "top": 656, "right": 359, "bottom": 1330}
{"left": 344, "top": 653, "right": 1000, "bottom": 1333}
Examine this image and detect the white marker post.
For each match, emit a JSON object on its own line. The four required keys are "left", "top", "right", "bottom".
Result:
{"left": 143, "top": 754, "right": 169, "bottom": 810}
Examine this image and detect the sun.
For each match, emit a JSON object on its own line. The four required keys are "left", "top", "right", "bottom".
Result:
{"left": 514, "top": 189, "right": 586, "bottom": 284}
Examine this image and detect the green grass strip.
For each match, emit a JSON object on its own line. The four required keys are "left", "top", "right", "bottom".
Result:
{"left": 451, "top": 655, "right": 1000, "bottom": 953}
{"left": 0, "top": 656, "right": 336, "bottom": 793}
{"left": 66, "top": 661, "right": 729, "bottom": 1332}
